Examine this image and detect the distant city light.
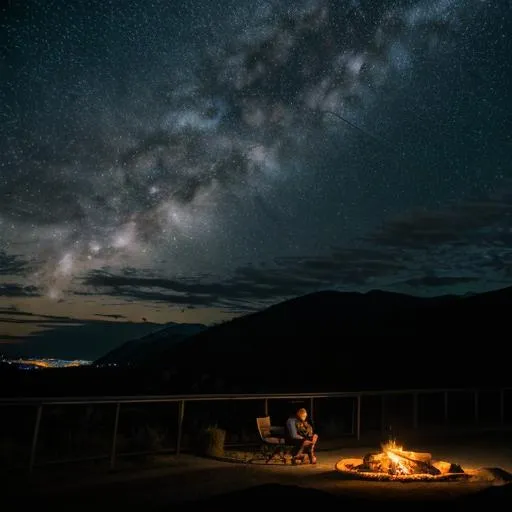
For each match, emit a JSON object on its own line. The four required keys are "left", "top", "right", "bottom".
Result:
{"left": 0, "top": 356, "right": 92, "bottom": 369}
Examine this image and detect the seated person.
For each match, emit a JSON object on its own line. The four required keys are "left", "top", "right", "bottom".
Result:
{"left": 286, "top": 407, "right": 319, "bottom": 464}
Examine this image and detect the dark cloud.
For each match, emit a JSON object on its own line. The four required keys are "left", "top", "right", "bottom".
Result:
{"left": 0, "top": 308, "right": 65, "bottom": 319}
{"left": 0, "top": 305, "right": 20, "bottom": 313}
{"left": 0, "top": 311, "right": 79, "bottom": 324}
{"left": 368, "top": 193, "right": 512, "bottom": 250}
{"left": 0, "top": 320, "right": 161, "bottom": 360}
{"left": 94, "top": 313, "right": 127, "bottom": 319}
{"left": 0, "top": 306, "right": 161, "bottom": 360}
{"left": 401, "top": 276, "right": 480, "bottom": 288}
{"left": 0, "top": 251, "right": 28, "bottom": 275}
{"left": 0, "top": 283, "right": 39, "bottom": 297}
{"left": 79, "top": 246, "right": 414, "bottom": 309}
{"left": 81, "top": 186, "right": 512, "bottom": 309}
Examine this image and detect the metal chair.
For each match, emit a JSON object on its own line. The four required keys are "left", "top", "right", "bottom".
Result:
{"left": 255, "top": 416, "right": 291, "bottom": 463}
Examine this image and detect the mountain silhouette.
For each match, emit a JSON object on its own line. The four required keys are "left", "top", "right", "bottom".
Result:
{"left": 95, "top": 322, "right": 206, "bottom": 366}
{"left": 3, "top": 286, "right": 510, "bottom": 396}
{"left": 135, "top": 286, "right": 511, "bottom": 393}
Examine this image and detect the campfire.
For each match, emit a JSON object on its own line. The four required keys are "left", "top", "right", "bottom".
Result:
{"left": 336, "top": 440, "right": 467, "bottom": 481}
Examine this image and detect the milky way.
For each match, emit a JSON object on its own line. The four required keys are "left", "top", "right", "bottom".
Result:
{"left": 1, "top": 0, "right": 509, "bottom": 300}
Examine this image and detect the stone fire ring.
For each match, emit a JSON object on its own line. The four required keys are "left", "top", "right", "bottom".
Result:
{"left": 335, "top": 458, "right": 471, "bottom": 482}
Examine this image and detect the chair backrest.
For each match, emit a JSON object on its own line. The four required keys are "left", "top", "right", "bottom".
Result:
{"left": 256, "top": 416, "right": 272, "bottom": 439}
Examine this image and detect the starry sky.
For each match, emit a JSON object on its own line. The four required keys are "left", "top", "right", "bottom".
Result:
{"left": 1, "top": 0, "right": 511, "bottom": 359}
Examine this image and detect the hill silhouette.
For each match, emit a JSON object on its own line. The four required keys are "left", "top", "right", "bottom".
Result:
{"left": 2, "top": 286, "right": 511, "bottom": 396}
{"left": 95, "top": 322, "right": 206, "bottom": 366}
{"left": 137, "top": 286, "right": 511, "bottom": 393}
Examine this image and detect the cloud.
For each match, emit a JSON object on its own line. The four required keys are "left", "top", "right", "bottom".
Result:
{"left": 0, "top": 320, "right": 161, "bottom": 360}
{"left": 361, "top": 190, "right": 512, "bottom": 279}
{"left": 94, "top": 313, "right": 127, "bottom": 319}
{"left": 0, "top": 308, "right": 67, "bottom": 319}
{"left": 400, "top": 276, "right": 479, "bottom": 288}
{"left": 0, "top": 306, "right": 160, "bottom": 359}
{"left": 0, "top": 251, "right": 28, "bottom": 275}
{"left": 81, "top": 186, "right": 512, "bottom": 309}
{"left": 0, "top": 309, "right": 79, "bottom": 327}
{"left": 368, "top": 198, "right": 512, "bottom": 249}
{"left": 0, "top": 283, "right": 39, "bottom": 297}
{"left": 77, "top": 246, "right": 459, "bottom": 310}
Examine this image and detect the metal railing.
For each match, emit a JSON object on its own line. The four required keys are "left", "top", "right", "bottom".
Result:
{"left": 1, "top": 386, "right": 510, "bottom": 473}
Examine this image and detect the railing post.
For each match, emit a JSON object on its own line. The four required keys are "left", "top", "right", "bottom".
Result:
{"left": 29, "top": 403, "right": 43, "bottom": 473}
{"left": 264, "top": 398, "right": 268, "bottom": 417}
{"left": 444, "top": 391, "right": 449, "bottom": 423}
{"left": 413, "top": 393, "right": 419, "bottom": 429}
{"left": 110, "top": 402, "right": 121, "bottom": 470}
{"left": 176, "top": 400, "right": 185, "bottom": 456}
{"left": 474, "top": 390, "right": 479, "bottom": 424}
{"left": 310, "top": 397, "right": 314, "bottom": 425}
{"left": 350, "top": 398, "right": 355, "bottom": 435}
{"left": 500, "top": 389, "right": 505, "bottom": 424}
{"left": 356, "top": 394, "right": 361, "bottom": 441}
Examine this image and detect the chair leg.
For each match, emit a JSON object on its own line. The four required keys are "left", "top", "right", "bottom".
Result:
{"left": 275, "top": 446, "right": 290, "bottom": 464}
{"left": 268, "top": 445, "right": 289, "bottom": 463}
{"left": 266, "top": 447, "right": 279, "bottom": 463}
{"left": 259, "top": 444, "right": 270, "bottom": 463}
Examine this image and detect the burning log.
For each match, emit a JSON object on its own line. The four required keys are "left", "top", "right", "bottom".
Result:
{"left": 393, "top": 450, "right": 432, "bottom": 465}
{"left": 433, "top": 461, "right": 464, "bottom": 474}
{"left": 363, "top": 442, "right": 443, "bottom": 476}
{"left": 386, "top": 448, "right": 440, "bottom": 476}
{"left": 364, "top": 452, "right": 391, "bottom": 473}
{"left": 336, "top": 440, "right": 467, "bottom": 481}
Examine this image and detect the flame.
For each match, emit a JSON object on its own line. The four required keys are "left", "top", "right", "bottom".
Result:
{"left": 382, "top": 440, "right": 411, "bottom": 475}
{"left": 381, "top": 440, "right": 402, "bottom": 452}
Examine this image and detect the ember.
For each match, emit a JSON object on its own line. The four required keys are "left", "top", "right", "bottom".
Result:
{"left": 336, "top": 440, "right": 467, "bottom": 481}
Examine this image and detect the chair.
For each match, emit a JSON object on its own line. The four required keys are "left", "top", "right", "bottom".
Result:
{"left": 255, "top": 416, "right": 291, "bottom": 463}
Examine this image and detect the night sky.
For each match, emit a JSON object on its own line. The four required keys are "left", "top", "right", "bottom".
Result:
{"left": 1, "top": 0, "right": 511, "bottom": 359}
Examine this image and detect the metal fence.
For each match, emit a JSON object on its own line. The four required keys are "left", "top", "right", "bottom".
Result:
{"left": 1, "top": 387, "right": 510, "bottom": 473}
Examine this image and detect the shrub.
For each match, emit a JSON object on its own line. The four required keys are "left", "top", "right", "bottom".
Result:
{"left": 195, "top": 425, "right": 226, "bottom": 458}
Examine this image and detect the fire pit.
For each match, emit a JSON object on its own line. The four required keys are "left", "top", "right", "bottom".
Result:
{"left": 336, "top": 441, "right": 469, "bottom": 482}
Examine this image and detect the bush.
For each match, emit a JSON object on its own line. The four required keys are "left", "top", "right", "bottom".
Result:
{"left": 196, "top": 425, "right": 226, "bottom": 458}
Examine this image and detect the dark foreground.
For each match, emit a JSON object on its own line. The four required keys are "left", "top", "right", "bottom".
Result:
{"left": 4, "top": 478, "right": 512, "bottom": 510}
{"left": 202, "top": 482, "right": 512, "bottom": 507}
{"left": 3, "top": 440, "right": 512, "bottom": 510}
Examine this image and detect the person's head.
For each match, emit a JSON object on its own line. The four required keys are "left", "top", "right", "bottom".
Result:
{"left": 296, "top": 408, "right": 307, "bottom": 421}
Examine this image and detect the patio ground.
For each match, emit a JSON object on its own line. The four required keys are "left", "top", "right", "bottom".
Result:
{"left": 3, "top": 434, "right": 512, "bottom": 509}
